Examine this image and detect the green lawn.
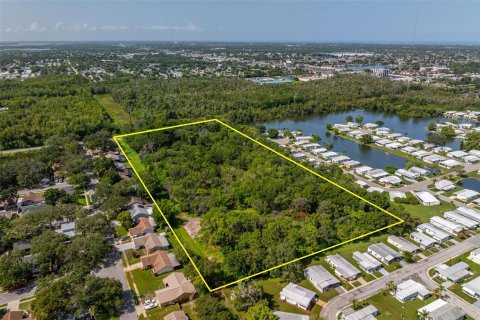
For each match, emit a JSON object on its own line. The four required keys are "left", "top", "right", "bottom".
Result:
{"left": 77, "top": 197, "right": 87, "bottom": 206}
{"left": 402, "top": 202, "right": 457, "bottom": 222}
{"left": 124, "top": 249, "right": 144, "bottom": 265}
{"left": 145, "top": 304, "right": 181, "bottom": 319}
{"left": 117, "top": 139, "right": 146, "bottom": 172}
{"left": 172, "top": 226, "right": 223, "bottom": 263}
{"left": 18, "top": 297, "right": 35, "bottom": 311}
{"left": 257, "top": 278, "right": 321, "bottom": 316}
{"left": 366, "top": 292, "right": 436, "bottom": 320}
{"left": 115, "top": 225, "right": 128, "bottom": 237}
{"left": 96, "top": 95, "right": 132, "bottom": 126}
{"left": 128, "top": 268, "right": 168, "bottom": 298}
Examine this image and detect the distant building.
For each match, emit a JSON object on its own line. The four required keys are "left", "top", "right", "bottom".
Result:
{"left": 304, "top": 265, "right": 340, "bottom": 292}
{"left": 395, "top": 279, "right": 431, "bottom": 302}
{"left": 279, "top": 283, "right": 316, "bottom": 310}
{"left": 418, "top": 299, "right": 465, "bottom": 320}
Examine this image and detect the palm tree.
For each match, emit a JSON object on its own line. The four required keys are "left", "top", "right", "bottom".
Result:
{"left": 417, "top": 309, "right": 430, "bottom": 320}
{"left": 386, "top": 281, "right": 396, "bottom": 292}
{"left": 433, "top": 284, "right": 444, "bottom": 299}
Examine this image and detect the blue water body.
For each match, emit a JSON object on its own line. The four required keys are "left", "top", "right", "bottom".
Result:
{"left": 262, "top": 110, "right": 476, "bottom": 170}
{"left": 460, "top": 178, "right": 480, "bottom": 192}
{"left": 349, "top": 65, "right": 386, "bottom": 71}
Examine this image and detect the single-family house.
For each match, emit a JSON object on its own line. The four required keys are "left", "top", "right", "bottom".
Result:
{"left": 454, "top": 189, "right": 480, "bottom": 202}
{"left": 279, "top": 283, "right": 316, "bottom": 310}
{"left": 342, "top": 305, "right": 378, "bottom": 320}
{"left": 395, "top": 169, "right": 418, "bottom": 181}
{"left": 272, "top": 311, "right": 309, "bottom": 320}
{"left": 365, "top": 169, "right": 389, "bottom": 180}
{"left": 448, "top": 151, "right": 469, "bottom": 159}
{"left": 418, "top": 299, "right": 465, "bottom": 320}
{"left": 128, "top": 203, "right": 150, "bottom": 221}
{"left": 133, "top": 233, "right": 170, "bottom": 252}
{"left": 352, "top": 251, "right": 382, "bottom": 273}
{"left": 355, "top": 166, "right": 373, "bottom": 175}
{"left": 436, "top": 262, "right": 470, "bottom": 283}
{"left": 434, "top": 180, "right": 456, "bottom": 191}
{"left": 395, "top": 279, "right": 431, "bottom": 302}
{"left": 367, "top": 243, "right": 402, "bottom": 264}
{"left": 468, "top": 248, "right": 480, "bottom": 265}
{"left": 455, "top": 207, "right": 480, "bottom": 222}
{"left": 129, "top": 217, "right": 155, "bottom": 238}
{"left": 155, "top": 272, "right": 196, "bottom": 307}
{"left": 444, "top": 211, "right": 478, "bottom": 229}
{"left": 409, "top": 167, "right": 429, "bottom": 176}
{"left": 430, "top": 216, "right": 464, "bottom": 235}
{"left": 164, "top": 310, "right": 188, "bottom": 320}
{"left": 439, "top": 159, "right": 461, "bottom": 169}
{"left": 55, "top": 221, "right": 75, "bottom": 238}
{"left": 410, "top": 232, "right": 436, "bottom": 249}
{"left": 463, "top": 276, "right": 480, "bottom": 298}
{"left": 414, "top": 191, "right": 440, "bottom": 206}
{"left": 304, "top": 265, "right": 340, "bottom": 292}
{"left": 389, "top": 191, "right": 406, "bottom": 201}
{"left": 379, "top": 175, "right": 402, "bottom": 186}
{"left": 325, "top": 254, "right": 361, "bottom": 280}
{"left": 387, "top": 235, "right": 420, "bottom": 254}
{"left": 141, "top": 250, "right": 181, "bottom": 275}
{"left": 417, "top": 223, "right": 451, "bottom": 242}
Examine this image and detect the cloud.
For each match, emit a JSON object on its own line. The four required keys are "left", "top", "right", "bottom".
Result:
{"left": 28, "top": 22, "right": 46, "bottom": 32}
{"left": 139, "top": 23, "right": 203, "bottom": 32}
{"left": 54, "top": 21, "right": 65, "bottom": 31}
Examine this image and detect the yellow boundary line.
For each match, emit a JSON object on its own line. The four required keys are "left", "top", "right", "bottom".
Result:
{"left": 113, "top": 119, "right": 404, "bottom": 292}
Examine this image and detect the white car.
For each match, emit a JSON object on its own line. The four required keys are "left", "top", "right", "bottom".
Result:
{"left": 144, "top": 300, "right": 158, "bottom": 310}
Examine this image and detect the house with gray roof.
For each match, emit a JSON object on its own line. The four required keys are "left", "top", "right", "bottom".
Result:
{"left": 436, "top": 262, "right": 470, "bottom": 283}
{"left": 444, "top": 211, "right": 478, "bottom": 229}
{"left": 462, "top": 276, "right": 480, "bottom": 298}
{"left": 279, "top": 283, "right": 316, "bottom": 310}
{"left": 387, "top": 235, "right": 420, "bottom": 254}
{"left": 304, "top": 265, "right": 340, "bottom": 292}
{"left": 410, "top": 232, "right": 436, "bottom": 249}
{"left": 352, "top": 251, "right": 382, "bottom": 273}
{"left": 417, "top": 223, "right": 451, "bottom": 242}
{"left": 418, "top": 299, "right": 465, "bottom": 320}
{"left": 395, "top": 279, "right": 431, "bottom": 302}
{"left": 367, "top": 243, "right": 402, "bottom": 264}
{"left": 326, "top": 254, "right": 361, "bottom": 281}
{"left": 272, "top": 311, "right": 309, "bottom": 320}
{"left": 455, "top": 207, "right": 480, "bottom": 222}
{"left": 342, "top": 305, "right": 378, "bottom": 320}
{"left": 128, "top": 203, "right": 150, "bottom": 221}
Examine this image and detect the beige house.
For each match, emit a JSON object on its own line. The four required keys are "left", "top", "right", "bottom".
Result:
{"left": 155, "top": 272, "right": 197, "bottom": 307}
{"left": 140, "top": 251, "right": 180, "bottom": 275}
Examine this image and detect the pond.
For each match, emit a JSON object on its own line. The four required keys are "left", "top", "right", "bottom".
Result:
{"left": 262, "top": 110, "right": 476, "bottom": 170}
{"left": 459, "top": 178, "right": 480, "bottom": 192}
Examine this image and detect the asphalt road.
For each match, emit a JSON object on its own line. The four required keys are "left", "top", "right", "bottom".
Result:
{"left": 95, "top": 248, "right": 137, "bottom": 320}
{"left": 0, "top": 285, "right": 36, "bottom": 305}
{"left": 320, "top": 234, "right": 480, "bottom": 320}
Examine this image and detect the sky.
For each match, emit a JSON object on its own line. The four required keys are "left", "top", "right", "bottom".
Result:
{"left": 0, "top": 1, "right": 479, "bottom": 44}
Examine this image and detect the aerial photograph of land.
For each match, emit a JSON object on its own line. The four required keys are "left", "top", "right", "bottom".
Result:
{"left": 1, "top": 1, "right": 480, "bottom": 320}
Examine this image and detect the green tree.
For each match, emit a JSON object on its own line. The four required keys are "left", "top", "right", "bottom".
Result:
{"left": 440, "top": 126, "right": 456, "bottom": 138}
{"left": 31, "top": 231, "right": 68, "bottom": 275}
{"left": 246, "top": 304, "right": 278, "bottom": 320}
{"left": 360, "top": 134, "right": 374, "bottom": 144}
{"left": 193, "top": 295, "right": 236, "bottom": 320}
{"left": 117, "top": 211, "right": 134, "bottom": 229}
{"left": 75, "top": 214, "right": 113, "bottom": 237}
{"left": 463, "top": 131, "right": 480, "bottom": 151}
{"left": 31, "top": 276, "right": 73, "bottom": 320}
{"left": 0, "top": 250, "right": 32, "bottom": 289}
{"left": 92, "top": 157, "right": 116, "bottom": 177}
{"left": 74, "top": 276, "right": 123, "bottom": 318}
{"left": 345, "top": 115, "right": 353, "bottom": 122}
{"left": 355, "top": 115, "right": 364, "bottom": 124}
{"left": 267, "top": 128, "right": 279, "bottom": 139}
{"left": 233, "top": 281, "right": 265, "bottom": 311}
{"left": 68, "top": 173, "right": 90, "bottom": 190}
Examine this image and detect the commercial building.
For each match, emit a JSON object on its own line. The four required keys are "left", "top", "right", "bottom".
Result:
{"left": 436, "top": 262, "right": 470, "bottom": 283}
{"left": 430, "top": 216, "right": 464, "bottom": 235}
{"left": 304, "top": 265, "right": 340, "bottom": 292}
{"left": 410, "top": 232, "right": 437, "bottom": 249}
{"left": 395, "top": 279, "right": 431, "bottom": 302}
{"left": 367, "top": 243, "right": 402, "bottom": 264}
{"left": 417, "top": 223, "right": 451, "bottom": 242}
{"left": 414, "top": 191, "right": 440, "bottom": 206}
{"left": 444, "top": 211, "right": 478, "bottom": 229}
{"left": 352, "top": 251, "right": 382, "bottom": 273}
{"left": 418, "top": 299, "right": 465, "bottom": 320}
{"left": 326, "top": 254, "right": 361, "bottom": 280}
{"left": 279, "top": 283, "right": 316, "bottom": 310}
{"left": 387, "top": 235, "right": 420, "bottom": 254}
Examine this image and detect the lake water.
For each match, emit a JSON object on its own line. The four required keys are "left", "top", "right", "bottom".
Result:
{"left": 262, "top": 110, "right": 475, "bottom": 170}
{"left": 460, "top": 178, "right": 480, "bottom": 192}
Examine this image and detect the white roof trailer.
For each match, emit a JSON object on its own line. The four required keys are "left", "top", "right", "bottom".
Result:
{"left": 455, "top": 207, "right": 480, "bottom": 223}
{"left": 444, "top": 211, "right": 479, "bottom": 229}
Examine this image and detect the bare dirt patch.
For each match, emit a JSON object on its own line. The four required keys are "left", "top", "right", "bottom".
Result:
{"left": 184, "top": 216, "right": 202, "bottom": 238}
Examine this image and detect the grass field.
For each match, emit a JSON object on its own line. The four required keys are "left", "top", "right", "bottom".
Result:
{"left": 124, "top": 249, "right": 143, "bottom": 265}
{"left": 366, "top": 292, "right": 436, "bottom": 320}
{"left": 116, "top": 139, "right": 146, "bottom": 172}
{"left": 96, "top": 95, "right": 132, "bottom": 126}
{"left": 402, "top": 202, "right": 457, "bottom": 222}
{"left": 173, "top": 226, "right": 223, "bottom": 263}
{"left": 128, "top": 268, "right": 168, "bottom": 298}
{"left": 115, "top": 225, "right": 128, "bottom": 237}
{"left": 145, "top": 304, "right": 181, "bottom": 319}
{"left": 18, "top": 296, "right": 36, "bottom": 311}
